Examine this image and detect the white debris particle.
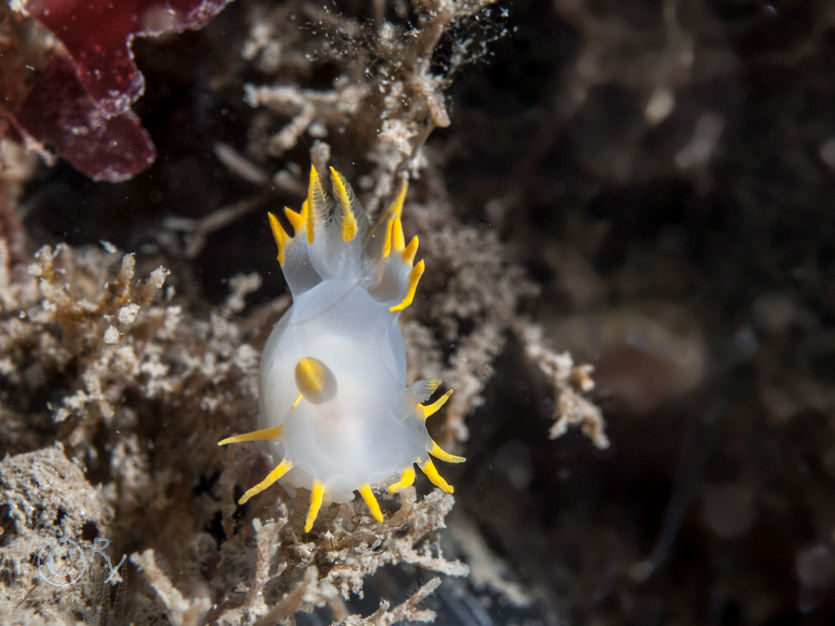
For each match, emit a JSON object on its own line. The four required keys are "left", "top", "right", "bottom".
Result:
{"left": 103, "top": 326, "right": 120, "bottom": 344}
{"left": 118, "top": 303, "right": 141, "bottom": 326}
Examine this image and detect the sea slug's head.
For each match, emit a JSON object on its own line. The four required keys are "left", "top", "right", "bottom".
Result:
{"left": 219, "top": 166, "right": 463, "bottom": 531}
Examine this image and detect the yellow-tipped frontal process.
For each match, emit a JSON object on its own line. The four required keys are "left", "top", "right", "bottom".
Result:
{"left": 218, "top": 166, "right": 463, "bottom": 531}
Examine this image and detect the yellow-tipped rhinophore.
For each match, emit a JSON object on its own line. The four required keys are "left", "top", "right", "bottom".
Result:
{"left": 358, "top": 483, "right": 384, "bottom": 522}
{"left": 305, "top": 481, "right": 326, "bottom": 532}
{"left": 418, "top": 388, "right": 453, "bottom": 421}
{"left": 305, "top": 166, "right": 325, "bottom": 243}
{"left": 218, "top": 425, "right": 283, "bottom": 447}
{"left": 390, "top": 259, "right": 425, "bottom": 312}
{"left": 239, "top": 459, "right": 293, "bottom": 505}
{"left": 329, "top": 167, "right": 359, "bottom": 242}
{"left": 428, "top": 441, "right": 466, "bottom": 464}
{"left": 388, "top": 467, "right": 416, "bottom": 493}
{"left": 420, "top": 459, "right": 454, "bottom": 493}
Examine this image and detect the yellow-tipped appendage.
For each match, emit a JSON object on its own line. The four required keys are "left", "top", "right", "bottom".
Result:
{"left": 402, "top": 235, "right": 419, "bottom": 266}
{"left": 387, "top": 181, "right": 408, "bottom": 220}
{"left": 239, "top": 459, "right": 292, "bottom": 505}
{"left": 382, "top": 216, "right": 418, "bottom": 262}
{"left": 428, "top": 441, "right": 466, "bottom": 464}
{"left": 378, "top": 202, "right": 424, "bottom": 313}
{"left": 418, "top": 388, "right": 453, "bottom": 421}
{"left": 358, "top": 483, "right": 384, "bottom": 522}
{"left": 413, "top": 387, "right": 463, "bottom": 492}
{"left": 268, "top": 213, "right": 290, "bottom": 266}
{"left": 268, "top": 197, "right": 311, "bottom": 267}
{"left": 368, "top": 181, "right": 408, "bottom": 256}
{"left": 305, "top": 481, "right": 325, "bottom": 532}
{"left": 283, "top": 201, "right": 308, "bottom": 237}
{"left": 390, "top": 217, "right": 405, "bottom": 256}
{"left": 388, "top": 467, "right": 416, "bottom": 493}
{"left": 390, "top": 260, "right": 425, "bottom": 312}
{"left": 218, "top": 425, "right": 288, "bottom": 505}
{"left": 420, "top": 459, "right": 454, "bottom": 493}
{"left": 218, "top": 425, "right": 283, "bottom": 447}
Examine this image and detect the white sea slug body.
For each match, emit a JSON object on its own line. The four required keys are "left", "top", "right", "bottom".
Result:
{"left": 219, "top": 166, "right": 463, "bottom": 531}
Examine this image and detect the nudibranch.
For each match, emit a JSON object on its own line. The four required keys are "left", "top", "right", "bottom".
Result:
{"left": 219, "top": 166, "right": 463, "bottom": 532}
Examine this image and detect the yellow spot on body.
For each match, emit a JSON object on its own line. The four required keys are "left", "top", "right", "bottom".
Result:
{"left": 358, "top": 483, "right": 383, "bottom": 522}
{"left": 388, "top": 467, "right": 416, "bottom": 492}
{"left": 420, "top": 459, "right": 454, "bottom": 493}
{"left": 390, "top": 259, "right": 425, "bottom": 312}
{"left": 238, "top": 459, "right": 292, "bottom": 505}
{"left": 217, "top": 425, "right": 283, "bottom": 447}
{"left": 428, "top": 441, "right": 466, "bottom": 464}
{"left": 295, "top": 357, "right": 325, "bottom": 393}
{"left": 294, "top": 357, "right": 337, "bottom": 404}
{"left": 305, "top": 481, "right": 325, "bottom": 532}
{"left": 290, "top": 393, "right": 303, "bottom": 409}
{"left": 418, "top": 388, "right": 453, "bottom": 421}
